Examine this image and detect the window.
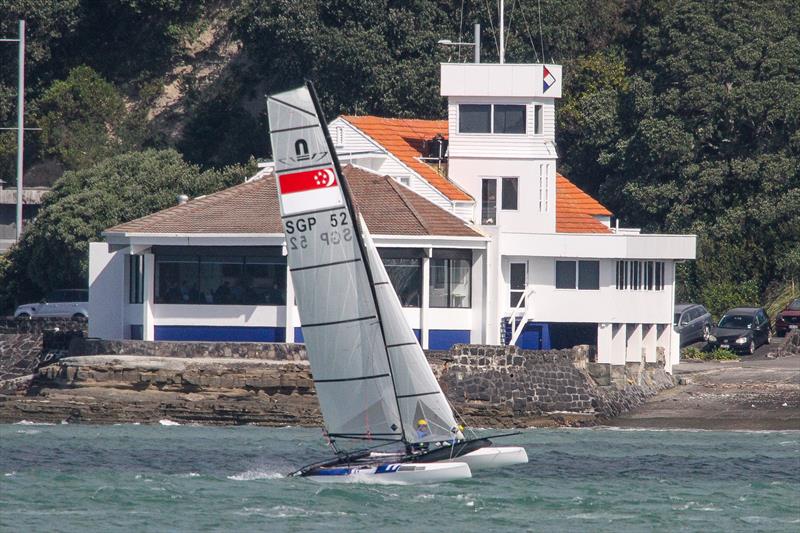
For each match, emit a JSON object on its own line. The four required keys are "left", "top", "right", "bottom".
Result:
{"left": 334, "top": 126, "right": 344, "bottom": 147}
{"left": 556, "top": 260, "right": 599, "bottom": 290}
{"left": 459, "top": 104, "right": 527, "bottom": 134}
{"left": 556, "top": 261, "right": 577, "bottom": 289}
{"left": 501, "top": 177, "right": 518, "bottom": 210}
{"left": 396, "top": 176, "right": 411, "bottom": 187}
{"left": 615, "top": 260, "right": 666, "bottom": 291}
{"left": 534, "top": 104, "right": 543, "bottom": 134}
{"left": 128, "top": 255, "right": 143, "bottom": 304}
{"left": 459, "top": 104, "right": 491, "bottom": 133}
{"left": 379, "top": 249, "right": 423, "bottom": 308}
{"left": 430, "top": 250, "right": 471, "bottom": 308}
{"left": 509, "top": 263, "right": 527, "bottom": 307}
{"left": 494, "top": 105, "right": 526, "bottom": 134}
{"left": 155, "top": 248, "right": 286, "bottom": 305}
{"left": 482, "top": 178, "right": 497, "bottom": 225}
{"left": 578, "top": 261, "right": 600, "bottom": 290}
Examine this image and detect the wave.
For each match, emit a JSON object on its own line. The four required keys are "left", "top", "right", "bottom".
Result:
{"left": 13, "top": 420, "right": 55, "bottom": 426}
{"left": 227, "top": 470, "right": 284, "bottom": 481}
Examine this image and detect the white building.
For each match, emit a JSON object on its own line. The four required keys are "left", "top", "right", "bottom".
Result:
{"left": 89, "top": 61, "right": 695, "bottom": 371}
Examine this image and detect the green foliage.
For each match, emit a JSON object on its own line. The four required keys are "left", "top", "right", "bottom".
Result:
{"left": 35, "top": 66, "right": 145, "bottom": 170}
{"left": 0, "top": 150, "right": 254, "bottom": 312}
{"left": 682, "top": 346, "right": 739, "bottom": 361}
{"left": 700, "top": 280, "right": 760, "bottom": 321}
{"left": 705, "top": 348, "right": 739, "bottom": 361}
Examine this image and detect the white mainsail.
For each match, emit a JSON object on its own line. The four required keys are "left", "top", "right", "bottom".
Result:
{"left": 267, "top": 83, "right": 460, "bottom": 445}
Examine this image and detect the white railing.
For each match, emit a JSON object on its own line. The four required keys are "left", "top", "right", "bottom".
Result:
{"left": 507, "top": 287, "right": 535, "bottom": 346}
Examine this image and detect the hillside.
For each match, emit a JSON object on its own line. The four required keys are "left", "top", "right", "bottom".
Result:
{"left": 0, "top": 0, "right": 798, "bottom": 310}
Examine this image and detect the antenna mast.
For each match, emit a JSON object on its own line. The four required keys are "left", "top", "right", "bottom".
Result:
{"left": 499, "top": 0, "right": 505, "bottom": 64}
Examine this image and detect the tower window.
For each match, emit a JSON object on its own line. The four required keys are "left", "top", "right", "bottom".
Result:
{"left": 459, "top": 104, "right": 491, "bottom": 133}
{"left": 501, "top": 177, "right": 518, "bottom": 210}
{"left": 534, "top": 105, "right": 543, "bottom": 134}
{"left": 494, "top": 105, "right": 526, "bottom": 134}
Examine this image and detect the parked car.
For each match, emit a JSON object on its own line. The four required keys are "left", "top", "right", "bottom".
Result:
{"left": 775, "top": 298, "right": 800, "bottom": 336}
{"left": 707, "top": 307, "right": 771, "bottom": 355}
{"left": 14, "top": 289, "right": 89, "bottom": 319}
{"left": 674, "top": 303, "right": 713, "bottom": 346}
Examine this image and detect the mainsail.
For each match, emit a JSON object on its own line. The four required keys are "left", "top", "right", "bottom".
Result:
{"left": 267, "top": 83, "right": 460, "bottom": 445}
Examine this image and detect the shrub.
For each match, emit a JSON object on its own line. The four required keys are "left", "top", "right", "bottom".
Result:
{"left": 681, "top": 346, "right": 705, "bottom": 360}
{"left": 681, "top": 346, "right": 739, "bottom": 361}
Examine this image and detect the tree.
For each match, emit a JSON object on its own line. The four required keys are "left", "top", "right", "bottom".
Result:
{"left": 0, "top": 149, "right": 254, "bottom": 312}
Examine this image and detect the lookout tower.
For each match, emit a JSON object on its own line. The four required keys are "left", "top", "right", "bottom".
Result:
{"left": 441, "top": 63, "right": 562, "bottom": 232}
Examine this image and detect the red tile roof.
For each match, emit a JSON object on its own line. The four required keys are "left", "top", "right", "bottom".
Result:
{"left": 105, "top": 165, "right": 482, "bottom": 238}
{"left": 342, "top": 115, "right": 473, "bottom": 202}
{"left": 555, "top": 173, "right": 613, "bottom": 233}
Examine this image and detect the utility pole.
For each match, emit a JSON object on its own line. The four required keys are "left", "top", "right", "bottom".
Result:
{"left": 1, "top": 20, "right": 26, "bottom": 241}
{"left": 499, "top": 0, "right": 505, "bottom": 64}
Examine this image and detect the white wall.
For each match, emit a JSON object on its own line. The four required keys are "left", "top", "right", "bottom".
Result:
{"left": 519, "top": 257, "right": 675, "bottom": 324}
{"left": 88, "top": 242, "right": 125, "bottom": 340}
{"left": 448, "top": 158, "right": 557, "bottom": 233}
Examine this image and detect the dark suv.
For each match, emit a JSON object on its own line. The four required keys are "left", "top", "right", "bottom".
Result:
{"left": 674, "top": 303, "right": 713, "bottom": 346}
{"left": 707, "top": 307, "right": 771, "bottom": 355}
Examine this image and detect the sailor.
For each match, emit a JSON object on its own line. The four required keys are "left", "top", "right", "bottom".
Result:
{"left": 416, "top": 419, "right": 431, "bottom": 440}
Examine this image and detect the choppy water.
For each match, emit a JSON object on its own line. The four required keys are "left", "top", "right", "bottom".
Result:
{"left": 1, "top": 423, "right": 798, "bottom": 532}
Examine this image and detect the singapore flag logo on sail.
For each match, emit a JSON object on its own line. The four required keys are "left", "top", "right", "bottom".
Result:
{"left": 278, "top": 166, "right": 342, "bottom": 215}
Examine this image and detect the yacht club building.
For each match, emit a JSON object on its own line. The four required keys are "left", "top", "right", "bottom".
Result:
{"left": 89, "top": 61, "right": 696, "bottom": 371}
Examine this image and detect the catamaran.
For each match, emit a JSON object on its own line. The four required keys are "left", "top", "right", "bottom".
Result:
{"left": 266, "top": 82, "right": 528, "bottom": 484}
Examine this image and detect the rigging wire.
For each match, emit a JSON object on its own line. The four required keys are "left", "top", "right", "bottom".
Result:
{"left": 506, "top": 0, "right": 517, "bottom": 61}
{"left": 519, "top": 0, "right": 540, "bottom": 62}
{"left": 482, "top": 0, "right": 500, "bottom": 61}
{"left": 457, "top": 0, "right": 465, "bottom": 62}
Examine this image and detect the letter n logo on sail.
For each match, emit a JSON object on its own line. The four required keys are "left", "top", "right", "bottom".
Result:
{"left": 278, "top": 167, "right": 343, "bottom": 215}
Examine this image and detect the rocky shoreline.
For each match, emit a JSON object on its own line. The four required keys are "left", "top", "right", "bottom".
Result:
{"left": 2, "top": 319, "right": 797, "bottom": 430}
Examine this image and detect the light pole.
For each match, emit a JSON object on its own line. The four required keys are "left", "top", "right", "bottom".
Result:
{"left": 438, "top": 23, "right": 481, "bottom": 63}
{"left": 0, "top": 20, "right": 25, "bottom": 241}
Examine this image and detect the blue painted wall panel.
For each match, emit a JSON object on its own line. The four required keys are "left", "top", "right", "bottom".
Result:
{"left": 428, "top": 329, "right": 470, "bottom": 350}
{"left": 295, "top": 328, "right": 420, "bottom": 345}
{"left": 154, "top": 325, "right": 285, "bottom": 342}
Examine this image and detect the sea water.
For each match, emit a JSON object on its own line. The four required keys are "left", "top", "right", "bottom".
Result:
{"left": 1, "top": 424, "right": 798, "bottom": 532}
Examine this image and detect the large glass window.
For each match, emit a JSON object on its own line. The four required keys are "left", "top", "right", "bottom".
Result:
{"left": 459, "top": 104, "right": 491, "bottom": 133}
{"left": 494, "top": 105, "right": 526, "bottom": 134}
{"left": 501, "top": 177, "right": 518, "bottom": 210}
{"left": 382, "top": 257, "right": 422, "bottom": 307}
{"left": 430, "top": 250, "right": 471, "bottom": 308}
{"left": 155, "top": 248, "right": 286, "bottom": 305}
{"left": 555, "top": 261, "right": 577, "bottom": 289}
{"left": 557, "top": 260, "right": 599, "bottom": 290}
{"left": 578, "top": 261, "right": 600, "bottom": 290}
{"left": 482, "top": 178, "right": 497, "bottom": 225}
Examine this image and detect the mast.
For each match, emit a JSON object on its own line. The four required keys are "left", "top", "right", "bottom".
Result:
{"left": 304, "top": 81, "right": 409, "bottom": 445}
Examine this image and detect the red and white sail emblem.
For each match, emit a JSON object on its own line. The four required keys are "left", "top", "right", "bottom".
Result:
{"left": 278, "top": 167, "right": 342, "bottom": 215}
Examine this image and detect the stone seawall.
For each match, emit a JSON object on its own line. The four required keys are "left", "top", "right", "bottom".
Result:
{"left": 0, "top": 340, "right": 675, "bottom": 427}
{"left": 0, "top": 318, "right": 87, "bottom": 381}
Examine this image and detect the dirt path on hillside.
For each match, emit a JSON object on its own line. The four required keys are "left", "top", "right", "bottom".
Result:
{"left": 609, "top": 350, "right": 800, "bottom": 430}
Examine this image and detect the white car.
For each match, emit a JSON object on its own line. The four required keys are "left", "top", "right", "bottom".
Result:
{"left": 14, "top": 289, "right": 89, "bottom": 319}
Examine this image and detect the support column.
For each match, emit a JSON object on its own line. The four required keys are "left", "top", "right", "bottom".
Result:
{"left": 142, "top": 253, "right": 155, "bottom": 341}
{"left": 625, "top": 323, "right": 643, "bottom": 362}
{"left": 284, "top": 263, "right": 295, "bottom": 343}
{"left": 421, "top": 252, "right": 430, "bottom": 349}
{"left": 596, "top": 323, "right": 613, "bottom": 364}
{"left": 643, "top": 324, "right": 657, "bottom": 363}
{"left": 610, "top": 323, "right": 626, "bottom": 366}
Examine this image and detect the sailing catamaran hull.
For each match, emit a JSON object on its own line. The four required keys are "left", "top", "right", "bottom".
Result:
{"left": 445, "top": 446, "right": 529, "bottom": 471}
{"left": 306, "top": 461, "right": 472, "bottom": 484}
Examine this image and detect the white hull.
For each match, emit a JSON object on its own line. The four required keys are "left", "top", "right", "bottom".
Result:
{"left": 308, "top": 461, "right": 472, "bottom": 485}
{"left": 443, "top": 446, "right": 529, "bottom": 471}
